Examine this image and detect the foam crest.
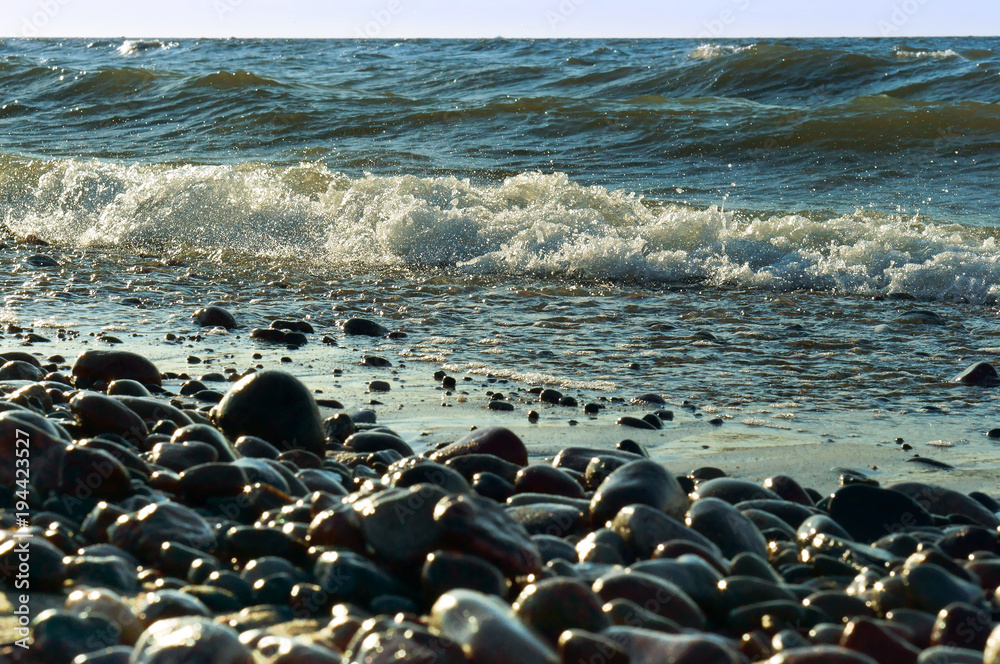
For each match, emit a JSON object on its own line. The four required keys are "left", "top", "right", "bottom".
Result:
{"left": 4, "top": 159, "right": 999, "bottom": 303}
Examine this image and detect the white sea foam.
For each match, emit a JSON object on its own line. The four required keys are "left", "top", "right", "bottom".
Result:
{"left": 893, "top": 47, "right": 961, "bottom": 60}
{"left": 5, "top": 160, "right": 1000, "bottom": 304}
{"left": 117, "top": 39, "right": 177, "bottom": 56}
{"left": 688, "top": 44, "right": 752, "bottom": 60}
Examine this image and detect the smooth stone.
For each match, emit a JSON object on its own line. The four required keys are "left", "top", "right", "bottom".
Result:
{"left": 551, "top": 446, "right": 644, "bottom": 473}
{"left": 212, "top": 370, "right": 325, "bottom": 457}
{"left": 74, "top": 645, "right": 134, "bottom": 664}
{"left": 693, "top": 478, "right": 781, "bottom": 504}
{"left": 764, "top": 646, "right": 880, "bottom": 663}
{"left": 534, "top": 534, "right": 579, "bottom": 563}
{"left": 594, "top": 570, "right": 707, "bottom": 629}
{"left": 902, "top": 564, "right": 984, "bottom": 614}
{"left": 431, "top": 426, "right": 528, "bottom": 466}
{"left": 107, "top": 379, "right": 152, "bottom": 397}
{"left": 355, "top": 484, "right": 448, "bottom": 566}
{"left": 888, "top": 482, "right": 1000, "bottom": 528}
{"left": 828, "top": 484, "right": 933, "bottom": 543}
{"left": 953, "top": 361, "right": 1000, "bottom": 386}
{"left": 59, "top": 445, "right": 132, "bottom": 501}
{"left": 193, "top": 305, "right": 237, "bottom": 329}
{"left": 297, "top": 468, "right": 346, "bottom": 495}
{"left": 930, "top": 601, "right": 992, "bottom": 650}
{"left": 616, "top": 415, "right": 657, "bottom": 430}
{"left": 0, "top": 360, "right": 42, "bottom": 381}
{"left": 73, "top": 349, "right": 162, "bottom": 387}
{"left": 131, "top": 617, "right": 252, "bottom": 664}
{"left": 343, "top": 624, "right": 465, "bottom": 664}
{"left": 686, "top": 497, "right": 768, "bottom": 559}
{"left": 918, "top": 646, "right": 984, "bottom": 664}
{"left": 602, "top": 627, "right": 743, "bottom": 664}
{"left": 512, "top": 577, "right": 609, "bottom": 644}
{"left": 71, "top": 391, "right": 149, "bottom": 443}
{"left": 343, "top": 317, "right": 389, "bottom": 337}
{"left": 386, "top": 459, "right": 471, "bottom": 493}
{"left": 445, "top": 454, "right": 521, "bottom": 483}
{"left": 150, "top": 441, "right": 218, "bottom": 472}
{"left": 985, "top": 624, "right": 1000, "bottom": 664}
{"left": 763, "top": 475, "right": 815, "bottom": 506}
{"left": 170, "top": 424, "right": 238, "bottom": 463}
{"left": 514, "top": 465, "right": 585, "bottom": 499}
{"left": 431, "top": 589, "right": 559, "bottom": 664}
{"left": 270, "top": 320, "right": 314, "bottom": 333}
{"left": 137, "top": 589, "right": 212, "bottom": 623}
{"left": 32, "top": 609, "right": 121, "bottom": 662}
{"left": 840, "top": 616, "right": 922, "bottom": 664}
{"left": 65, "top": 555, "right": 139, "bottom": 595}
{"left": 610, "top": 503, "right": 722, "bottom": 559}
{"left": 559, "top": 630, "right": 630, "bottom": 664}
{"left": 733, "top": 499, "right": 820, "bottom": 529}
{"left": 473, "top": 471, "right": 516, "bottom": 502}
{"left": 313, "top": 550, "right": 406, "bottom": 605}
{"left": 0, "top": 537, "right": 66, "bottom": 592}
{"left": 115, "top": 396, "right": 193, "bottom": 429}
{"left": 630, "top": 556, "right": 725, "bottom": 612}
{"left": 233, "top": 435, "right": 280, "bottom": 459}
{"left": 109, "top": 501, "right": 216, "bottom": 562}
{"left": 344, "top": 431, "right": 414, "bottom": 456}
{"left": 798, "top": 514, "right": 854, "bottom": 542}
{"left": 178, "top": 463, "right": 249, "bottom": 503}
{"left": 0, "top": 411, "right": 67, "bottom": 492}
{"left": 422, "top": 550, "right": 507, "bottom": 599}
{"left": 590, "top": 459, "right": 689, "bottom": 528}
{"left": 434, "top": 494, "right": 543, "bottom": 576}
{"left": 505, "top": 503, "right": 586, "bottom": 538}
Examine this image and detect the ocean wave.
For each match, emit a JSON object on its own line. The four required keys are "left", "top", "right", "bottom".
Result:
{"left": 2, "top": 158, "right": 998, "bottom": 304}
{"left": 117, "top": 39, "right": 177, "bottom": 56}
{"left": 687, "top": 43, "right": 752, "bottom": 60}
{"left": 893, "top": 46, "right": 961, "bottom": 60}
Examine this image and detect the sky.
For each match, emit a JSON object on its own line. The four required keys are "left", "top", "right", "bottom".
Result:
{"left": 3, "top": 0, "right": 998, "bottom": 39}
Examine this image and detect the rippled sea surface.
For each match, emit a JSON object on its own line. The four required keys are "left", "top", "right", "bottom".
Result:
{"left": 1, "top": 37, "right": 998, "bottom": 457}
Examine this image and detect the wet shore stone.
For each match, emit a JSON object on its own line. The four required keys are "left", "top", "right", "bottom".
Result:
{"left": 194, "top": 305, "right": 237, "bottom": 329}
{"left": 212, "top": 370, "right": 325, "bottom": 457}
{"left": 72, "top": 349, "right": 162, "bottom": 387}
{"left": 590, "top": 459, "right": 689, "bottom": 527}
{"left": 431, "top": 426, "right": 528, "bottom": 466}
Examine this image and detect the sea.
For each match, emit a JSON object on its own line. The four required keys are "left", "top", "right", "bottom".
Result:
{"left": 1, "top": 37, "right": 999, "bottom": 463}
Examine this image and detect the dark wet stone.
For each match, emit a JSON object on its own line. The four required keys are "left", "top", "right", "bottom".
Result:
{"left": 150, "top": 441, "right": 218, "bottom": 471}
{"left": 444, "top": 457, "right": 517, "bottom": 486}
{"left": 558, "top": 630, "right": 630, "bottom": 664}
{"left": 731, "top": 551, "right": 783, "bottom": 583}
{"left": 0, "top": 536, "right": 66, "bottom": 592}
{"left": 355, "top": 484, "right": 448, "bottom": 566}
{"left": 204, "top": 570, "right": 253, "bottom": 605}
{"left": 617, "top": 438, "right": 648, "bottom": 456}
{"left": 506, "top": 503, "right": 586, "bottom": 538}
{"left": 551, "top": 446, "right": 644, "bottom": 473}
{"left": 590, "top": 459, "right": 690, "bottom": 528}
{"left": 472, "top": 471, "right": 516, "bottom": 502}
{"left": 138, "top": 589, "right": 212, "bottom": 623}
{"left": 32, "top": 609, "right": 121, "bottom": 662}
{"left": 170, "top": 423, "right": 238, "bottom": 462}
{"left": 919, "top": 646, "right": 984, "bottom": 664}
{"left": 828, "top": 484, "right": 934, "bottom": 543}
{"left": 514, "top": 464, "right": 585, "bottom": 499}
{"left": 73, "top": 349, "right": 162, "bottom": 387}
{"left": 594, "top": 570, "right": 707, "bottom": 629}
{"left": 250, "top": 327, "right": 287, "bottom": 342}
{"left": 611, "top": 503, "right": 722, "bottom": 559}
{"left": 538, "top": 388, "right": 562, "bottom": 404}
{"left": 488, "top": 399, "right": 514, "bottom": 411}
{"left": 344, "top": 430, "right": 413, "bottom": 456}
{"left": 603, "top": 597, "right": 681, "bottom": 632}
{"left": 435, "top": 494, "right": 543, "bottom": 576}
{"left": 343, "top": 318, "right": 389, "bottom": 337}
{"left": 798, "top": 514, "right": 854, "bottom": 542}
{"left": 533, "top": 534, "right": 579, "bottom": 563}
{"left": 687, "top": 497, "right": 768, "bottom": 559}
{"left": 212, "top": 370, "right": 325, "bottom": 457}
{"left": 297, "top": 468, "right": 347, "bottom": 495}
{"left": 177, "top": 585, "right": 241, "bottom": 613}
{"left": 888, "top": 482, "right": 1000, "bottom": 528}
{"left": 431, "top": 589, "right": 559, "bottom": 664}
{"left": 422, "top": 550, "right": 507, "bottom": 600}
{"left": 617, "top": 415, "right": 657, "bottom": 430}
{"left": 344, "top": 623, "right": 465, "bottom": 664}
{"left": 116, "top": 396, "right": 193, "bottom": 429}
{"left": 368, "top": 380, "right": 391, "bottom": 392}
{"left": 71, "top": 391, "right": 149, "bottom": 443}
{"left": 270, "top": 320, "right": 314, "bottom": 334}
{"left": 929, "top": 601, "right": 992, "bottom": 650}
{"left": 765, "top": 646, "right": 880, "bottom": 663}
{"left": 0, "top": 360, "right": 42, "bottom": 381}
{"left": 66, "top": 555, "right": 138, "bottom": 594}
{"left": 840, "top": 616, "right": 921, "bottom": 664}
{"left": 109, "top": 501, "right": 216, "bottom": 562}
{"left": 902, "top": 563, "right": 984, "bottom": 614}
{"left": 513, "top": 577, "right": 609, "bottom": 644}
{"left": 73, "top": 646, "right": 134, "bottom": 664}
{"left": 602, "top": 627, "right": 743, "bottom": 664}
{"left": 431, "top": 426, "right": 528, "bottom": 466}
{"left": 313, "top": 550, "right": 406, "bottom": 605}
{"left": 953, "top": 361, "right": 1000, "bottom": 386}
{"left": 387, "top": 459, "right": 471, "bottom": 493}
{"left": 694, "top": 477, "right": 780, "bottom": 504}
{"left": 584, "top": 455, "right": 632, "bottom": 490}
{"left": 362, "top": 355, "right": 392, "bottom": 368}
{"left": 803, "top": 590, "right": 875, "bottom": 623}
{"left": 178, "top": 463, "right": 249, "bottom": 503}
{"left": 194, "top": 305, "right": 237, "bottom": 329}
{"left": 225, "top": 525, "right": 307, "bottom": 564}
{"left": 233, "top": 435, "right": 280, "bottom": 459}
{"left": 59, "top": 445, "right": 132, "bottom": 501}
{"left": 131, "top": 616, "right": 252, "bottom": 663}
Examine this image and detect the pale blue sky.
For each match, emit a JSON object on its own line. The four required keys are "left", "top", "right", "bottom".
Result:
{"left": 4, "top": 0, "right": 997, "bottom": 39}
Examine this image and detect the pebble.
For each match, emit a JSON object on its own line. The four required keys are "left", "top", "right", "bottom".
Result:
{"left": 432, "top": 426, "right": 528, "bottom": 466}
{"left": 109, "top": 501, "right": 216, "bottom": 563}
{"left": 343, "top": 317, "right": 389, "bottom": 337}
{"left": 589, "top": 459, "right": 690, "bottom": 527}
{"left": 131, "top": 617, "right": 252, "bottom": 663}
{"left": 212, "top": 370, "right": 326, "bottom": 457}
{"left": 72, "top": 349, "right": 162, "bottom": 387}
{"left": 193, "top": 305, "right": 237, "bottom": 329}
{"left": 952, "top": 361, "right": 1000, "bottom": 386}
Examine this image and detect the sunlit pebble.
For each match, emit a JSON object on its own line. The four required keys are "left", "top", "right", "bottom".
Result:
{"left": 456, "top": 395, "right": 466, "bottom": 403}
